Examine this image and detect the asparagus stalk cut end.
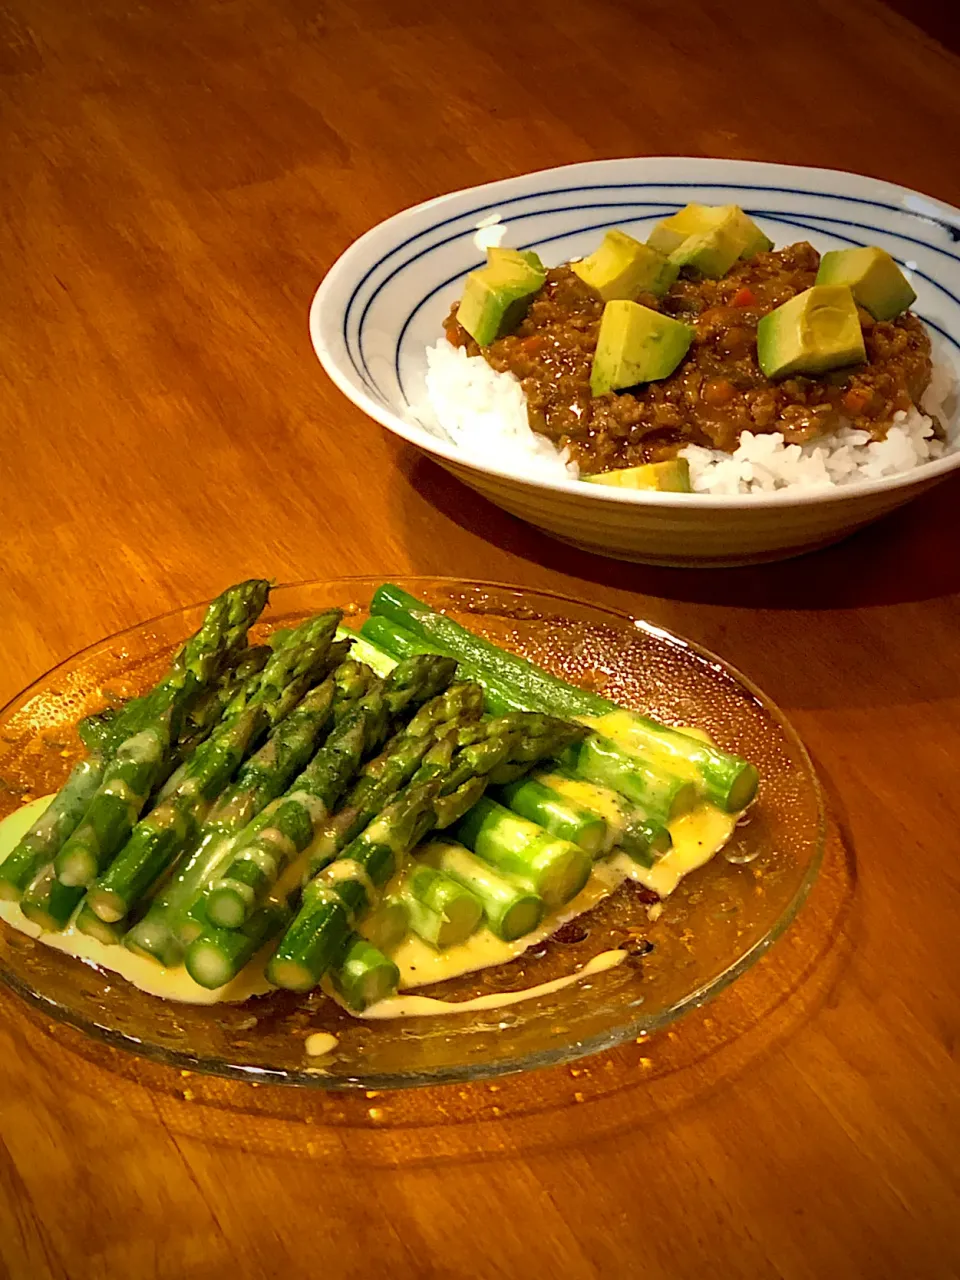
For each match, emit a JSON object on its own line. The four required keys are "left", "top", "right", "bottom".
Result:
{"left": 330, "top": 935, "right": 400, "bottom": 1011}
{"left": 401, "top": 864, "right": 483, "bottom": 950}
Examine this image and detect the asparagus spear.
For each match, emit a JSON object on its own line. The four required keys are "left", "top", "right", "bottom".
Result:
{"left": 329, "top": 657, "right": 378, "bottom": 718}
{"left": 330, "top": 934, "right": 400, "bottom": 1011}
{"left": 297, "top": 682, "right": 486, "bottom": 883}
{"left": 400, "top": 863, "right": 483, "bottom": 949}
{"left": 52, "top": 709, "right": 177, "bottom": 890}
{"left": 83, "top": 706, "right": 266, "bottom": 924}
{"left": 77, "top": 710, "right": 122, "bottom": 755}
{"left": 368, "top": 586, "right": 760, "bottom": 813}
{"left": 74, "top": 902, "right": 125, "bottom": 946}
{"left": 454, "top": 797, "right": 591, "bottom": 909}
{"left": 0, "top": 758, "right": 105, "bottom": 902}
{"left": 84, "top": 617, "right": 345, "bottom": 924}
{"left": 148, "top": 655, "right": 444, "bottom": 956}
{"left": 20, "top": 865, "right": 92, "bottom": 933}
{"left": 266, "top": 777, "right": 448, "bottom": 993}
{"left": 123, "top": 661, "right": 375, "bottom": 965}
{"left": 619, "top": 816, "right": 672, "bottom": 867}
{"left": 360, "top": 895, "right": 409, "bottom": 952}
{"left": 194, "top": 656, "right": 372, "bottom": 840}
{"left": 177, "top": 654, "right": 445, "bottom": 979}
{"left": 494, "top": 775, "right": 608, "bottom": 855}
{"left": 266, "top": 712, "right": 575, "bottom": 993}
{"left": 0, "top": 580, "right": 270, "bottom": 902}
{"left": 560, "top": 735, "right": 696, "bottom": 825}
{"left": 173, "top": 645, "right": 272, "bottom": 760}
{"left": 417, "top": 840, "right": 544, "bottom": 941}
{"left": 200, "top": 659, "right": 464, "bottom": 930}
{"left": 185, "top": 902, "right": 289, "bottom": 991}
{"left": 362, "top": 618, "right": 702, "bottom": 818}
{"left": 179, "top": 684, "right": 401, "bottom": 982}
{"left": 50, "top": 583, "right": 273, "bottom": 895}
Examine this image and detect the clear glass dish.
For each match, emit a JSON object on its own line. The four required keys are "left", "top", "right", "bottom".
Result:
{"left": 0, "top": 579, "right": 824, "bottom": 1089}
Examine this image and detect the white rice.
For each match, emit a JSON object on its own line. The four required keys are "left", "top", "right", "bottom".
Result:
{"left": 423, "top": 341, "right": 578, "bottom": 482}
{"left": 421, "top": 337, "right": 958, "bottom": 495}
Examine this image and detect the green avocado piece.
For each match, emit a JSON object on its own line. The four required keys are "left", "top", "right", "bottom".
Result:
{"left": 669, "top": 221, "right": 746, "bottom": 279}
{"left": 456, "top": 247, "right": 546, "bottom": 346}
{"left": 590, "top": 301, "right": 694, "bottom": 396}
{"left": 815, "top": 246, "right": 916, "bottom": 321}
{"left": 585, "top": 458, "right": 692, "bottom": 492}
{"left": 756, "top": 285, "right": 866, "bottom": 379}
{"left": 488, "top": 246, "right": 545, "bottom": 275}
{"left": 571, "top": 229, "right": 678, "bottom": 301}
{"left": 724, "top": 206, "right": 774, "bottom": 259}
{"left": 648, "top": 204, "right": 772, "bottom": 261}
{"left": 647, "top": 203, "right": 718, "bottom": 255}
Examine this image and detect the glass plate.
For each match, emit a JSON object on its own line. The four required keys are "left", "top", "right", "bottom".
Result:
{"left": 0, "top": 579, "right": 824, "bottom": 1089}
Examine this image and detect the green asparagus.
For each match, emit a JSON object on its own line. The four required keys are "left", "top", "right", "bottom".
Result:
{"left": 0, "top": 757, "right": 105, "bottom": 902}
{"left": 124, "top": 662, "right": 375, "bottom": 966}
{"left": 360, "top": 895, "right": 409, "bottom": 952}
{"left": 330, "top": 934, "right": 400, "bottom": 1011}
{"left": 401, "top": 863, "right": 483, "bottom": 949}
{"left": 74, "top": 902, "right": 125, "bottom": 946}
{"left": 200, "top": 658, "right": 463, "bottom": 930}
{"left": 368, "top": 586, "right": 760, "bottom": 813}
{"left": 417, "top": 839, "right": 544, "bottom": 941}
{"left": 83, "top": 706, "right": 266, "bottom": 923}
{"left": 619, "top": 814, "right": 673, "bottom": 866}
{"left": 185, "top": 903, "right": 290, "bottom": 991}
{"left": 454, "top": 797, "right": 591, "bottom": 908}
{"left": 51, "top": 583, "right": 274, "bottom": 894}
{"left": 560, "top": 735, "right": 696, "bottom": 825}
{"left": 266, "top": 711, "right": 575, "bottom": 992}
{"left": 494, "top": 775, "right": 608, "bottom": 855}
{"left": 362, "top": 618, "right": 703, "bottom": 818}
{"left": 0, "top": 579, "right": 270, "bottom": 903}
{"left": 298, "top": 682, "right": 486, "bottom": 883}
{"left": 20, "top": 865, "right": 91, "bottom": 933}
{"left": 84, "top": 616, "right": 345, "bottom": 923}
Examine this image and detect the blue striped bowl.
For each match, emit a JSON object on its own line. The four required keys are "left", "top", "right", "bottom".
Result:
{"left": 310, "top": 158, "right": 960, "bottom": 566}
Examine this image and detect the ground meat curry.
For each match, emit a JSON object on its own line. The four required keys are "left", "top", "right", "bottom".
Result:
{"left": 443, "top": 242, "right": 933, "bottom": 475}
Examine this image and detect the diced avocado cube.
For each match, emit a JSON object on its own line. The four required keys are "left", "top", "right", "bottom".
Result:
{"left": 647, "top": 203, "right": 718, "bottom": 255}
{"left": 669, "top": 221, "right": 746, "bottom": 279}
{"left": 571, "top": 229, "right": 678, "bottom": 301}
{"left": 590, "top": 300, "right": 694, "bottom": 396}
{"left": 723, "top": 206, "right": 774, "bottom": 259}
{"left": 488, "top": 246, "right": 546, "bottom": 275}
{"left": 456, "top": 247, "right": 546, "bottom": 346}
{"left": 585, "top": 458, "right": 692, "bottom": 492}
{"left": 815, "top": 246, "right": 916, "bottom": 321}
{"left": 648, "top": 204, "right": 772, "bottom": 261}
{"left": 756, "top": 285, "right": 866, "bottom": 379}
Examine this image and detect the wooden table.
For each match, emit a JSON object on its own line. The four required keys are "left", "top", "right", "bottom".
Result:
{"left": 2, "top": 1, "right": 959, "bottom": 1276}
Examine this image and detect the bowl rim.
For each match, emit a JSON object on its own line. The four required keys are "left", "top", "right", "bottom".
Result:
{"left": 0, "top": 575, "right": 826, "bottom": 1090}
{"left": 310, "top": 155, "right": 960, "bottom": 511}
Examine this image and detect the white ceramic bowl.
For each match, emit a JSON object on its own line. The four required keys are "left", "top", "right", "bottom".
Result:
{"left": 310, "top": 157, "right": 960, "bottom": 567}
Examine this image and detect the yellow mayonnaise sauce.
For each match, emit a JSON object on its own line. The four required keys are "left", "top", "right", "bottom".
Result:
{"left": 0, "top": 785, "right": 737, "bottom": 1019}
{"left": 361, "top": 948, "right": 627, "bottom": 1020}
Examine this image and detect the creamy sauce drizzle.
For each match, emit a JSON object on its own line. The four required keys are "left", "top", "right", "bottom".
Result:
{"left": 360, "top": 948, "right": 627, "bottom": 1019}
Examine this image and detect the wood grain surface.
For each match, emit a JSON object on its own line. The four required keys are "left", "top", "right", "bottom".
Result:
{"left": 1, "top": 1, "right": 959, "bottom": 1277}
